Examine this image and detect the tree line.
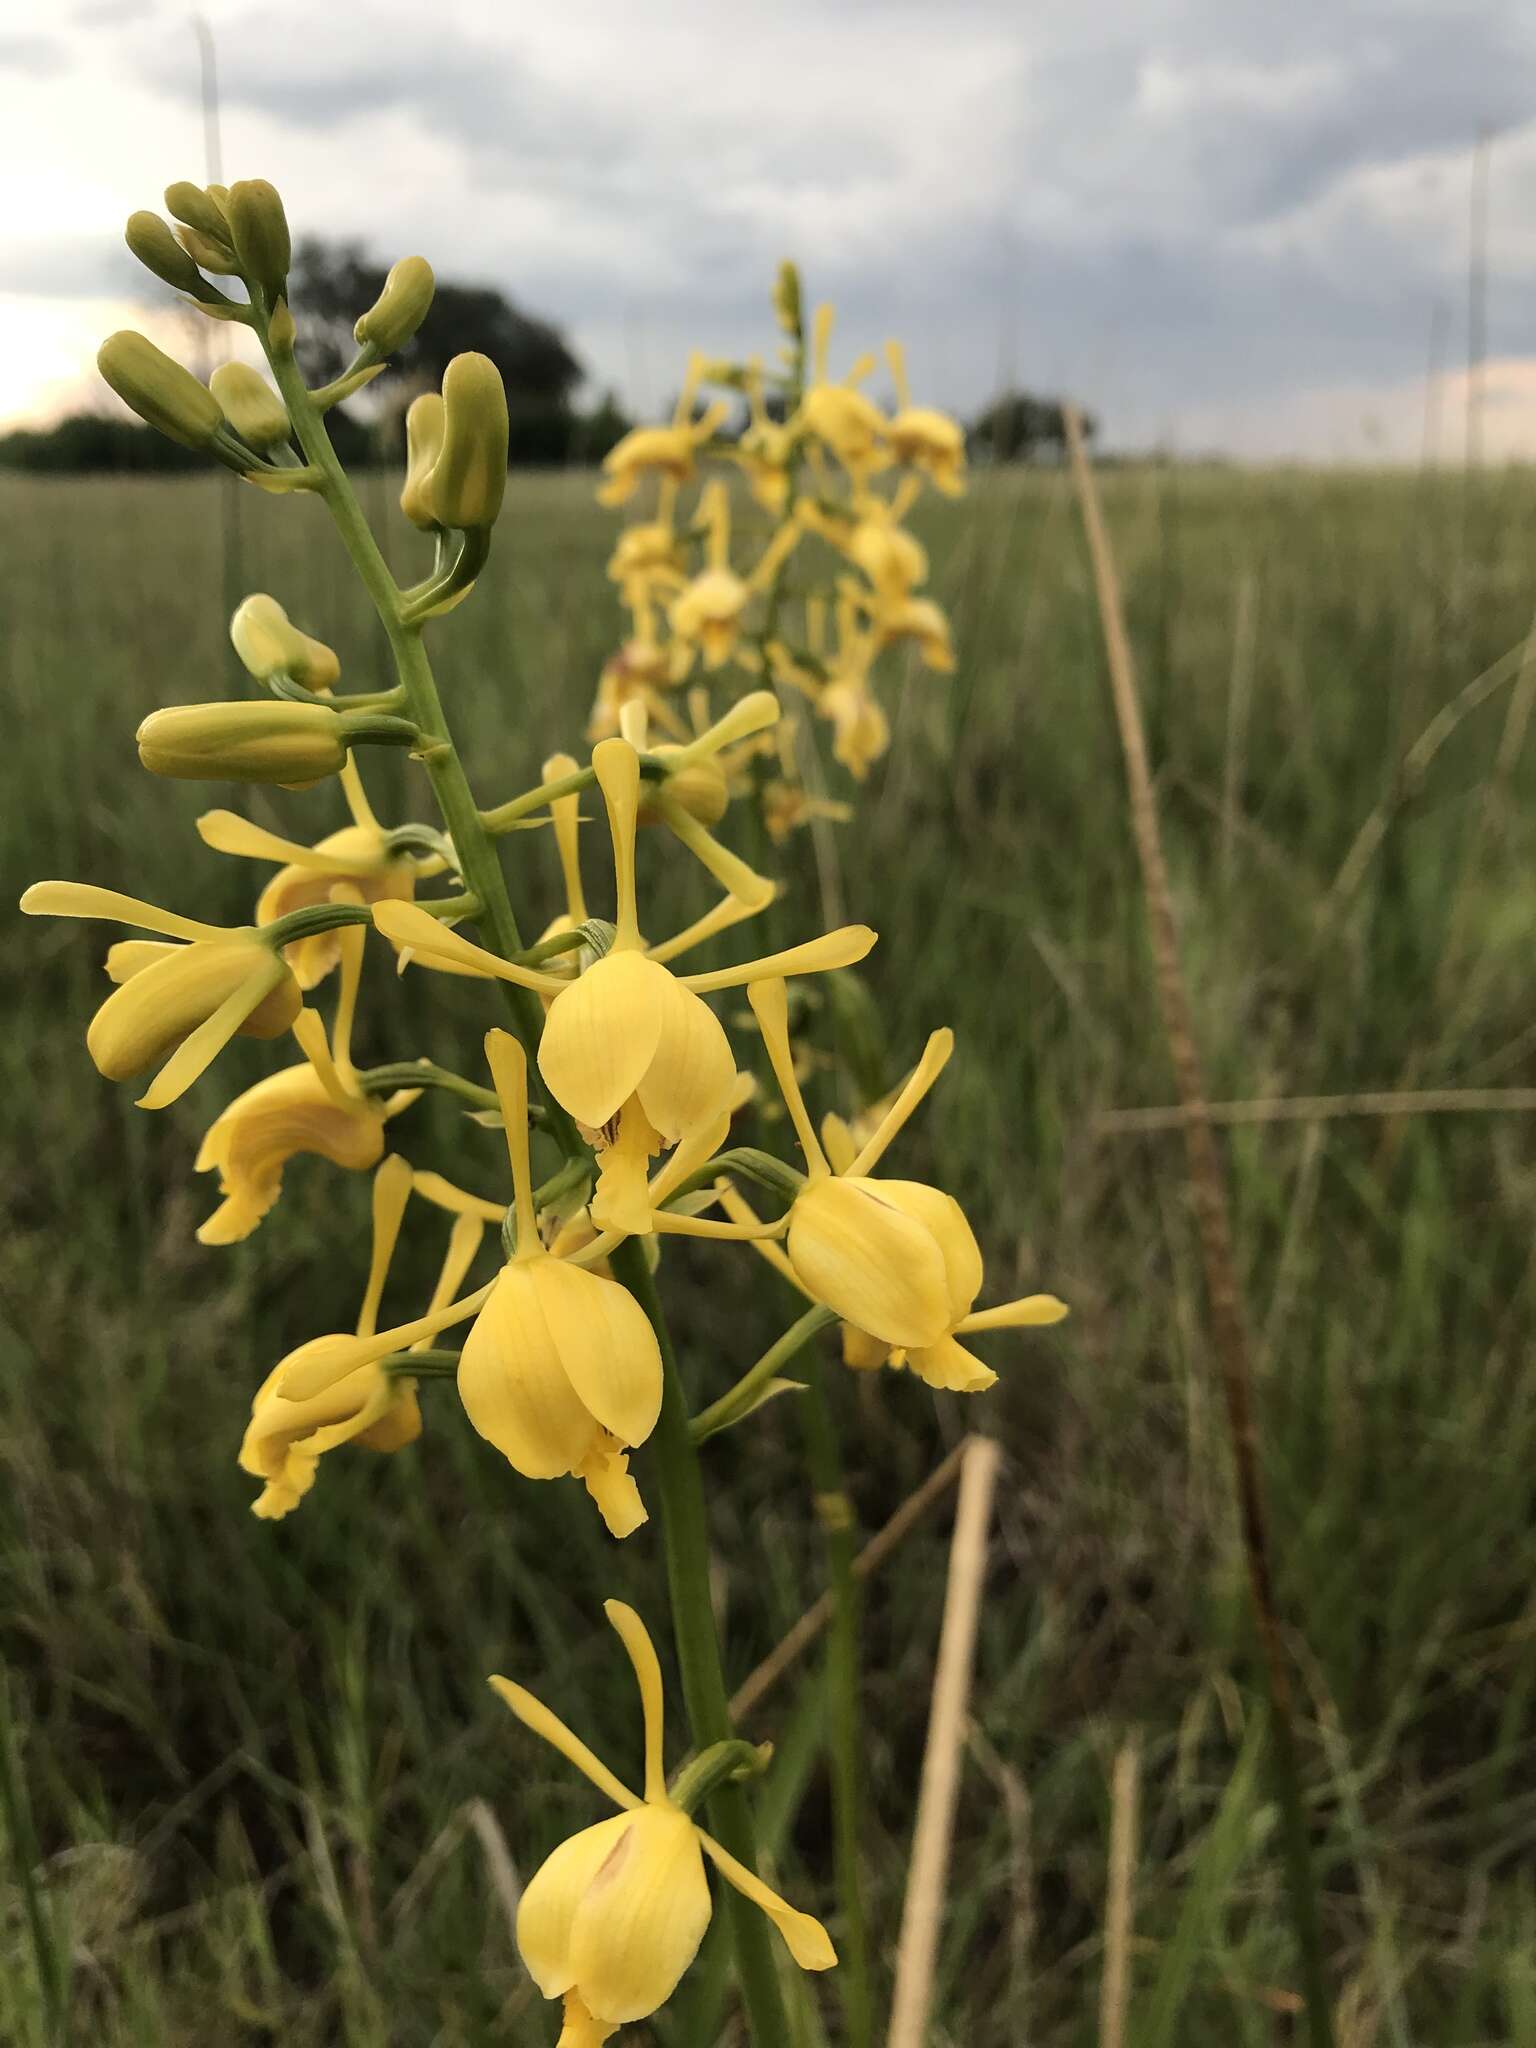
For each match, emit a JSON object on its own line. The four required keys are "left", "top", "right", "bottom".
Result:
{"left": 0, "top": 241, "right": 1092, "bottom": 475}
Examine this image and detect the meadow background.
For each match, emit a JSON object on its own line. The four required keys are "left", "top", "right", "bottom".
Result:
{"left": 4, "top": 456, "right": 1536, "bottom": 2045}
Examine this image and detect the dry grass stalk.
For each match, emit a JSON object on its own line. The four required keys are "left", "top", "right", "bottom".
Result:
{"left": 1098, "top": 1736, "right": 1142, "bottom": 2048}
{"left": 887, "top": 1435, "right": 1003, "bottom": 2048}
{"left": 1063, "top": 405, "right": 1333, "bottom": 2045}
{"left": 1093, "top": 1086, "right": 1536, "bottom": 1135}
{"left": 729, "top": 1436, "right": 969, "bottom": 1724}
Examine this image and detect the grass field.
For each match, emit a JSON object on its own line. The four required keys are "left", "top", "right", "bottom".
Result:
{"left": 5, "top": 457, "right": 1536, "bottom": 2045}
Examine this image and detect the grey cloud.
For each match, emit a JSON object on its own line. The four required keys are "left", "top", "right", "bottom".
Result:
{"left": 6, "top": 234, "right": 139, "bottom": 300}
{"left": 0, "top": 33, "right": 67, "bottom": 74}
{"left": 20, "top": 0, "right": 1536, "bottom": 455}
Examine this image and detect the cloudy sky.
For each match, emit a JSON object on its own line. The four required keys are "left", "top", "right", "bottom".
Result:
{"left": 4, "top": 0, "right": 1536, "bottom": 459}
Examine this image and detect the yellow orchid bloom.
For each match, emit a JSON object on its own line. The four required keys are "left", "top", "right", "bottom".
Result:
{"left": 194, "top": 921, "right": 418, "bottom": 1244}
{"left": 667, "top": 481, "right": 748, "bottom": 672}
{"left": 619, "top": 691, "right": 782, "bottom": 911}
{"left": 869, "top": 591, "right": 956, "bottom": 673}
{"left": 745, "top": 980, "right": 1066, "bottom": 1390}
{"left": 587, "top": 596, "right": 693, "bottom": 743}
{"left": 798, "top": 306, "right": 889, "bottom": 481}
{"left": 818, "top": 676, "right": 890, "bottom": 783}
{"left": 528, "top": 751, "right": 593, "bottom": 989}
{"left": 239, "top": 1156, "right": 491, "bottom": 1518}
{"left": 668, "top": 482, "right": 801, "bottom": 675}
{"left": 761, "top": 778, "right": 854, "bottom": 845}
{"left": 21, "top": 880, "right": 300, "bottom": 1110}
{"left": 796, "top": 481, "right": 928, "bottom": 602}
{"left": 598, "top": 362, "right": 730, "bottom": 508}
{"left": 885, "top": 340, "right": 967, "bottom": 496}
{"left": 198, "top": 761, "right": 425, "bottom": 988}
{"left": 604, "top": 478, "right": 687, "bottom": 600}
{"left": 372, "top": 743, "right": 875, "bottom": 1233}
{"left": 491, "top": 1600, "right": 835, "bottom": 2040}
{"left": 731, "top": 359, "right": 795, "bottom": 515}
{"left": 455, "top": 1033, "right": 663, "bottom": 1537}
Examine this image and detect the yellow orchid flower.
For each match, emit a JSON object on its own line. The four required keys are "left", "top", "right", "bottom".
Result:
{"left": 491, "top": 1600, "right": 835, "bottom": 2040}
{"left": 776, "top": 592, "right": 890, "bottom": 781}
{"left": 869, "top": 591, "right": 956, "bottom": 673}
{"left": 731, "top": 359, "right": 795, "bottom": 515}
{"left": 194, "top": 920, "right": 418, "bottom": 1244}
{"left": 818, "top": 676, "right": 890, "bottom": 783}
{"left": 598, "top": 361, "right": 730, "bottom": 508}
{"left": 604, "top": 478, "right": 687, "bottom": 600}
{"left": 373, "top": 743, "right": 874, "bottom": 1230}
{"left": 885, "top": 340, "right": 967, "bottom": 496}
{"left": 667, "top": 481, "right": 748, "bottom": 672}
{"left": 761, "top": 778, "right": 854, "bottom": 845}
{"left": 798, "top": 306, "right": 889, "bottom": 481}
{"left": 796, "top": 481, "right": 928, "bottom": 602}
{"left": 239, "top": 1156, "right": 491, "bottom": 1518}
{"left": 587, "top": 595, "right": 693, "bottom": 743}
{"left": 668, "top": 482, "right": 801, "bottom": 675}
{"left": 528, "top": 751, "right": 593, "bottom": 989}
{"left": 197, "top": 761, "right": 426, "bottom": 988}
{"left": 619, "top": 691, "right": 782, "bottom": 911}
{"left": 454, "top": 1032, "right": 663, "bottom": 1537}
{"left": 20, "top": 880, "right": 301, "bottom": 1110}
{"left": 744, "top": 979, "right": 1066, "bottom": 1390}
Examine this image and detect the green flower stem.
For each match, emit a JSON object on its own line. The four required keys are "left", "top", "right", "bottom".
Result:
{"left": 610, "top": 1235, "right": 792, "bottom": 2046}
{"left": 799, "top": 1364, "right": 873, "bottom": 2048}
{"left": 353, "top": 1061, "right": 501, "bottom": 1111}
{"left": 382, "top": 1349, "right": 460, "bottom": 1377}
{"left": 669, "top": 1738, "right": 771, "bottom": 1817}
{"left": 479, "top": 752, "right": 668, "bottom": 835}
{"left": 255, "top": 301, "right": 584, "bottom": 1162}
{"left": 666, "top": 1147, "right": 805, "bottom": 1207}
{"left": 691, "top": 1304, "right": 836, "bottom": 1443}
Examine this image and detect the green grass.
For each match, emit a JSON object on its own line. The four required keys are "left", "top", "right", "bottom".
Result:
{"left": 4, "top": 457, "right": 1536, "bottom": 2044}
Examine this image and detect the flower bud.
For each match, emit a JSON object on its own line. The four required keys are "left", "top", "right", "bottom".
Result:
{"left": 225, "top": 179, "right": 290, "bottom": 296}
{"left": 98, "top": 332, "right": 223, "bottom": 449}
{"left": 399, "top": 391, "right": 446, "bottom": 528}
{"left": 209, "top": 364, "right": 290, "bottom": 450}
{"left": 267, "top": 298, "right": 297, "bottom": 356}
{"left": 642, "top": 749, "right": 729, "bottom": 827}
{"left": 426, "top": 353, "right": 508, "bottom": 530}
{"left": 164, "top": 181, "right": 230, "bottom": 238}
{"left": 137, "top": 701, "right": 348, "bottom": 786}
{"left": 229, "top": 594, "right": 340, "bottom": 690}
{"left": 354, "top": 256, "right": 435, "bottom": 355}
{"left": 173, "top": 225, "right": 241, "bottom": 277}
{"left": 773, "top": 259, "right": 803, "bottom": 336}
{"left": 125, "top": 211, "right": 208, "bottom": 295}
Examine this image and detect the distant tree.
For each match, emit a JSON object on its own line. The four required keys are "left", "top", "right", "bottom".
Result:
{"left": 570, "top": 389, "right": 634, "bottom": 466}
{"left": 0, "top": 416, "right": 200, "bottom": 474}
{"left": 287, "top": 238, "right": 590, "bottom": 468}
{"left": 289, "top": 239, "right": 581, "bottom": 401}
{"left": 968, "top": 390, "right": 1096, "bottom": 465}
